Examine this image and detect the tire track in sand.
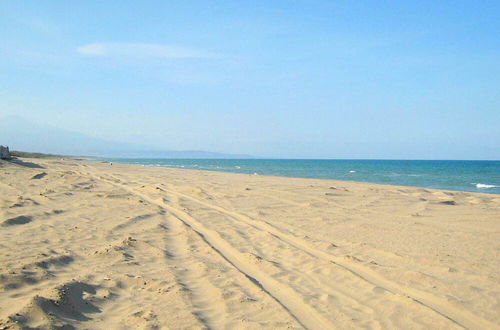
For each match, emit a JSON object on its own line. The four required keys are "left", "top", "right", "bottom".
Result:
{"left": 162, "top": 210, "right": 229, "bottom": 329}
{"left": 164, "top": 187, "right": 498, "bottom": 330}
{"left": 82, "top": 170, "right": 336, "bottom": 330}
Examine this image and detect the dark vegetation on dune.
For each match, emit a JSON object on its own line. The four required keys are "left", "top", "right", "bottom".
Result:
{"left": 9, "top": 150, "right": 63, "bottom": 158}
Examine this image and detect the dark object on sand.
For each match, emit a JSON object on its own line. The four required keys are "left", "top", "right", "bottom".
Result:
{"left": 2, "top": 215, "right": 33, "bottom": 226}
{"left": 31, "top": 172, "right": 48, "bottom": 180}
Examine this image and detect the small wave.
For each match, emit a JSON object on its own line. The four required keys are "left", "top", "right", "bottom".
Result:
{"left": 349, "top": 170, "right": 356, "bottom": 173}
{"left": 474, "top": 183, "right": 498, "bottom": 189}
{"left": 235, "top": 166, "right": 241, "bottom": 169}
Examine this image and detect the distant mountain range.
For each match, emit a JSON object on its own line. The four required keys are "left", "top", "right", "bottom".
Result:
{"left": 0, "top": 116, "right": 254, "bottom": 159}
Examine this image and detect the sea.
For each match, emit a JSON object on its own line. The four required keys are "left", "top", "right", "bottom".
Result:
{"left": 103, "top": 159, "right": 500, "bottom": 194}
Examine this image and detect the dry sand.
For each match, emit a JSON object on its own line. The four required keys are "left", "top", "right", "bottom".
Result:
{"left": 0, "top": 157, "right": 499, "bottom": 329}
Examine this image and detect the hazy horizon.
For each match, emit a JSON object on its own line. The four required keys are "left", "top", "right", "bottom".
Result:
{"left": 1, "top": 1, "right": 499, "bottom": 160}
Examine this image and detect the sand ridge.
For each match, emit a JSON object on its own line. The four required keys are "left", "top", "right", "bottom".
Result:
{"left": 0, "top": 158, "right": 499, "bottom": 329}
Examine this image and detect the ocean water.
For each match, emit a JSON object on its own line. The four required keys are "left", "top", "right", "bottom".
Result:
{"left": 104, "top": 159, "right": 500, "bottom": 194}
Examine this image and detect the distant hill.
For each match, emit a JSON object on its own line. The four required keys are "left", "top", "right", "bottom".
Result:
{"left": 0, "top": 116, "right": 254, "bottom": 159}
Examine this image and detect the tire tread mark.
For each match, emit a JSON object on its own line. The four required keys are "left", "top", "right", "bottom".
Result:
{"left": 167, "top": 187, "right": 498, "bottom": 330}
{"left": 85, "top": 171, "right": 337, "bottom": 330}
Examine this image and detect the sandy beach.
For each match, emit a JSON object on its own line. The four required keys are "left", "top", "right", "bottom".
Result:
{"left": 0, "top": 157, "right": 499, "bottom": 329}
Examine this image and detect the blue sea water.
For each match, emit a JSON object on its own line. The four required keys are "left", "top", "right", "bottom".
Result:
{"left": 104, "top": 159, "right": 500, "bottom": 194}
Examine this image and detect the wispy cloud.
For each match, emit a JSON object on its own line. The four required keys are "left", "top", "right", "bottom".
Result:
{"left": 76, "top": 42, "right": 215, "bottom": 59}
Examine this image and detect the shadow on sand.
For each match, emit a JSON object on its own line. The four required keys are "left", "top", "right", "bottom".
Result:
{"left": 7, "top": 158, "right": 45, "bottom": 169}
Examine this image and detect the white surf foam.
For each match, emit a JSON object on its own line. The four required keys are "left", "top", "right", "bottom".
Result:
{"left": 474, "top": 183, "right": 498, "bottom": 189}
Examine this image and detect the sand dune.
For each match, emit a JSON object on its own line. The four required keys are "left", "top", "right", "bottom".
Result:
{"left": 0, "top": 158, "right": 499, "bottom": 329}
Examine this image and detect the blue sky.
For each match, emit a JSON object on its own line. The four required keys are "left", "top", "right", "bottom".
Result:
{"left": 0, "top": 0, "right": 499, "bottom": 159}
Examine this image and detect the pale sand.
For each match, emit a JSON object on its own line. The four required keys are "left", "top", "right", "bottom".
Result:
{"left": 0, "top": 158, "right": 499, "bottom": 330}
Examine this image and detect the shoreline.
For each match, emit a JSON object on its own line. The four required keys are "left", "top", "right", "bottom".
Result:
{"left": 101, "top": 158, "right": 500, "bottom": 195}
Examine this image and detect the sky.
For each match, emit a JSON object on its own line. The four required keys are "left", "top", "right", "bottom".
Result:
{"left": 0, "top": 0, "right": 499, "bottom": 159}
